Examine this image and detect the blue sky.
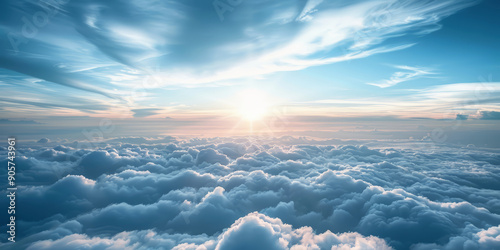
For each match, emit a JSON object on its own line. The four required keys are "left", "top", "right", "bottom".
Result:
{"left": 0, "top": 0, "right": 499, "bottom": 141}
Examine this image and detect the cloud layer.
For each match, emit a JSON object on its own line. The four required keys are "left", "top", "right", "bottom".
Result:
{"left": 1, "top": 136, "right": 500, "bottom": 249}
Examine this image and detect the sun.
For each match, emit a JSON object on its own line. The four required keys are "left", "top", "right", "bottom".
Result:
{"left": 236, "top": 89, "right": 270, "bottom": 121}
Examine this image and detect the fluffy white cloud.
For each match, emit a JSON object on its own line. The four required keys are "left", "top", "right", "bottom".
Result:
{"left": 26, "top": 213, "right": 392, "bottom": 250}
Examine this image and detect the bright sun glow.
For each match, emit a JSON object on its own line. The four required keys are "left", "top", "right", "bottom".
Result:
{"left": 237, "top": 89, "right": 270, "bottom": 121}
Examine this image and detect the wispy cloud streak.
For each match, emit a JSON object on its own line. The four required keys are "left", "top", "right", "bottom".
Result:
{"left": 368, "top": 65, "right": 436, "bottom": 88}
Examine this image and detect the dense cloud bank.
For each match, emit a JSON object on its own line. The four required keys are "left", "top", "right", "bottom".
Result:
{"left": 1, "top": 137, "right": 500, "bottom": 249}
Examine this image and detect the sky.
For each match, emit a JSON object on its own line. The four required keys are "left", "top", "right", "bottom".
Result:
{"left": 2, "top": 1, "right": 500, "bottom": 249}
{"left": 0, "top": 0, "right": 500, "bottom": 145}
